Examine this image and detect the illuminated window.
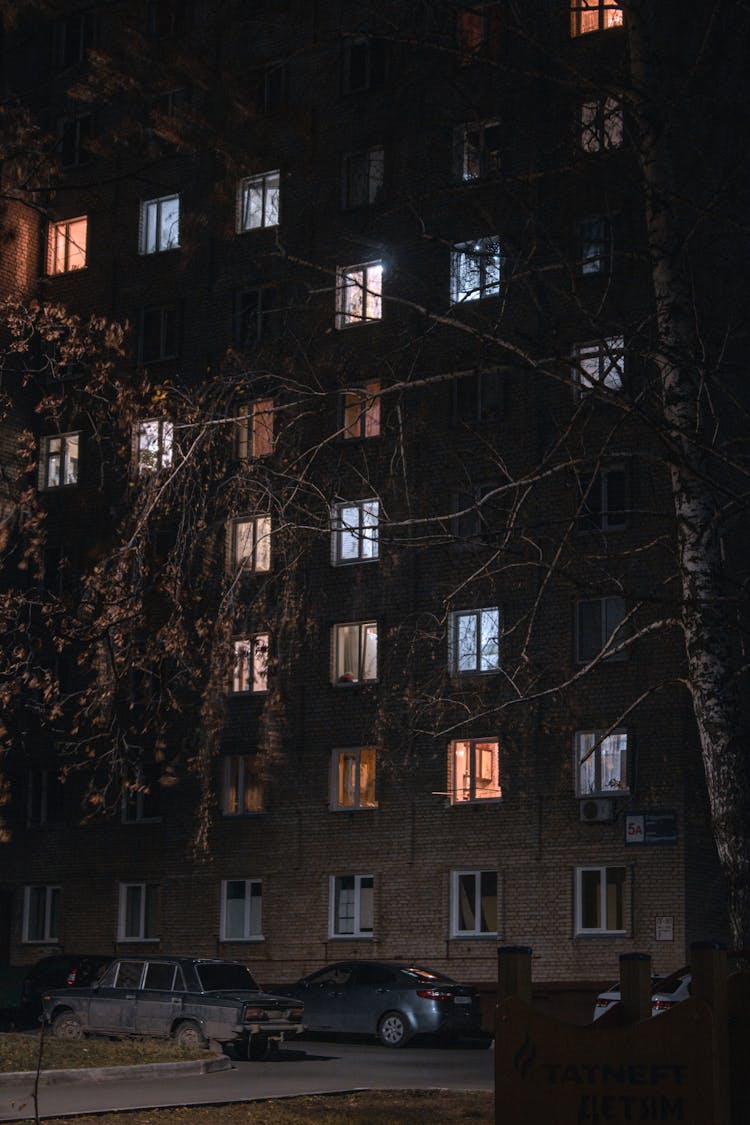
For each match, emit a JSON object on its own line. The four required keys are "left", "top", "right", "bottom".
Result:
{"left": 336, "top": 262, "right": 383, "bottom": 327}
{"left": 449, "top": 607, "right": 500, "bottom": 674}
{"left": 576, "top": 866, "right": 627, "bottom": 934}
{"left": 237, "top": 171, "right": 280, "bottom": 232}
{"left": 575, "top": 730, "right": 629, "bottom": 796}
{"left": 578, "top": 465, "right": 627, "bottom": 530}
{"left": 451, "top": 739, "right": 502, "bottom": 803}
{"left": 331, "top": 748, "right": 377, "bottom": 810}
{"left": 332, "top": 622, "right": 377, "bottom": 684}
{"left": 570, "top": 1, "right": 623, "bottom": 37}
{"left": 578, "top": 216, "right": 612, "bottom": 275}
{"left": 450, "top": 238, "right": 501, "bottom": 303}
{"left": 134, "top": 419, "right": 173, "bottom": 473}
{"left": 118, "top": 883, "right": 159, "bottom": 941}
{"left": 451, "top": 871, "right": 497, "bottom": 937}
{"left": 573, "top": 337, "right": 624, "bottom": 394}
{"left": 221, "top": 755, "right": 263, "bottom": 815}
{"left": 576, "top": 596, "right": 627, "bottom": 663}
{"left": 228, "top": 516, "right": 272, "bottom": 573}
{"left": 331, "top": 500, "right": 379, "bottom": 564}
{"left": 23, "top": 886, "right": 61, "bottom": 942}
{"left": 342, "top": 148, "right": 384, "bottom": 208}
{"left": 454, "top": 120, "right": 501, "bottom": 181}
{"left": 139, "top": 194, "right": 180, "bottom": 254}
{"left": 342, "top": 381, "right": 380, "bottom": 439}
{"left": 458, "top": 4, "right": 501, "bottom": 65}
{"left": 47, "top": 217, "right": 87, "bottom": 274}
{"left": 232, "top": 634, "right": 269, "bottom": 693}
{"left": 236, "top": 399, "right": 274, "bottom": 458}
{"left": 139, "top": 305, "right": 178, "bottom": 362}
{"left": 329, "top": 874, "right": 374, "bottom": 937}
{"left": 221, "top": 879, "right": 262, "bottom": 941}
{"left": 580, "top": 98, "right": 624, "bottom": 152}
{"left": 40, "top": 433, "right": 79, "bottom": 489}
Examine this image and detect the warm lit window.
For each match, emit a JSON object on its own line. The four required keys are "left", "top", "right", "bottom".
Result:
{"left": 232, "top": 634, "right": 269, "bottom": 693}
{"left": 237, "top": 171, "right": 280, "bottom": 232}
{"left": 342, "top": 381, "right": 381, "bottom": 439}
{"left": 221, "top": 879, "right": 262, "bottom": 941}
{"left": 331, "top": 500, "right": 379, "bottom": 564}
{"left": 47, "top": 217, "right": 87, "bottom": 274}
{"left": 576, "top": 866, "right": 627, "bottom": 934}
{"left": 236, "top": 399, "right": 274, "bottom": 458}
{"left": 341, "top": 36, "right": 385, "bottom": 94}
{"left": 579, "top": 216, "right": 612, "bottom": 275}
{"left": 342, "top": 148, "right": 384, "bottom": 208}
{"left": 134, "top": 419, "right": 173, "bottom": 473}
{"left": 451, "top": 238, "right": 501, "bottom": 303}
{"left": 332, "top": 622, "right": 377, "bottom": 684}
{"left": 576, "top": 596, "right": 627, "bottom": 663}
{"left": 570, "top": 1, "right": 623, "bottom": 36}
{"left": 336, "top": 262, "right": 383, "bottom": 327}
{"left": 26, "top": 769, "right": 65, "bottom": 828}
{"left": 451, "top": 871, "right": 497, "bottom": 937}
{"left": 221, "top": 755, "right": 263, "bottom": 815}
{"left": 573, "top": 337, "right": 624, "bottom": 394}
{"left": 329, "top": 874, "right": 374, "bottom": 937}
{"left": 458, "top": 4, "right": 501, "bottom": 65}
{"left": 449, "top": 607, "right": 500, "bottom": 674}
{"left": 454, "top": 120, "right": 501, "bottom": 181}
{"left": 122, "top": 767, "right": 161, "bottom": 824}
{"left": 228, "top": 516, "right": 272, "bottom": 573}
{"left": 139, "top": 194, "right": 180, "bottom": 254}
{"left": 451, "top": 739, "right": 502, "bottom": 803}
{"left": 576, "top": 730, "right": 629, "bottom": 796}
{"left": 331, "top": 748, "right": 377, "bottom": 810}
{"left": 23, "top": 886, "right": 61, "bottom": 942}
{"left": 118, "top": 883, "right": 159, "bottom": 941}
{"left": 40, "top": 433, "right": 79, "bottom": 489}
{"left": 234, "top": 287, "right": 278, "bottom": 347}
{"left": 578, "top": 465, "right": 627, "bottom": 530}
{"left": 139, "top": 305, "right": 178, "bottom": 363}
{"left": 580, "top": 98, "right": 624, "bottom": 152}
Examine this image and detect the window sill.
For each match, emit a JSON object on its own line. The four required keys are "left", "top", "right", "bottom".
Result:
{"left": 332, "top": 680, "right": 378, "bottom": 687}
{"left": 449, "top": 933, "right": 498, "bottom": 941}
{"left": 450, "top": 799, "right": 503, "bottom": 807}
{"left": 328, "top": 934, "right": 374, "bottom": 941}
{"left": 220, "top": 936, "right": 265, "bottom": 943}
{"left": 574, "top": 931, "right": 628, "bottom": 939}
{"left": 329, "top": 805, "right": 379, "bottom": 813}
{"left": 116, "top": 937, "right": 160, "bottom": 944}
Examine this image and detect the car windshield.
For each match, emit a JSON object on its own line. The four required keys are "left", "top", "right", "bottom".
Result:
{"left": 655, "top": 974, "right": 688, "bottom": 995}
{"left": 196, "top": 963, "right": 260, "bottom": 992}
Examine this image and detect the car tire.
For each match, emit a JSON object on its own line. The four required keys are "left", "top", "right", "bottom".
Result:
{"left": 377, "top": 1010, "right": 411, "bottom": 1048}
{"left": 51, "top": 1010, "right": 84, "bottom": 1040}
{"left": 247, "top": 1033, "right": 270, "bottom": 1061}
{"left": 174, "top": 1020, "right": 206, "bottom": 1049}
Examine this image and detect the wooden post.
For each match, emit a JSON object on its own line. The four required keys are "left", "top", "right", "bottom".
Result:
{"left": 498, "top": 944, "right": 532, "bottom": 1004}
{"left": 619, "top": 952, "right": 652, "bottom": 1024}
{"left": 691, "top": 942, "right": 729, "bottom": 1125}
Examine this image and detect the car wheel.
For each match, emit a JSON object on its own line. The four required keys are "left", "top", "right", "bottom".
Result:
{"left": 174, "top": 1020, "right": 206, "bottom": 1049}
{"left": 247, "top": 1033, "right": 270, "bottom": 1061}
{"left": 377, "top": 1011, "right": 411, "bottom": 1048}
{"left": 51, "top": 1010, "right": 84, "bottom": 1040}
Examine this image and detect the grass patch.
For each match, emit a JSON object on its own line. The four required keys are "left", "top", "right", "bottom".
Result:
{"left": 44, "top": 1090, "right": 494, "bottom": 1124}
{"left": 0, "top": 1032, "right": 208, "bottom": 1073}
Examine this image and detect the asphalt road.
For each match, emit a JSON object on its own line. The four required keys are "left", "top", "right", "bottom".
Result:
{"left": 0, "top": 1037, "right": 495, "bottom": 1121}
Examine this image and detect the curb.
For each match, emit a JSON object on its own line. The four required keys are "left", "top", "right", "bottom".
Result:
{"left": 0, "top": 1056, "right": 233, "bottom": 1088}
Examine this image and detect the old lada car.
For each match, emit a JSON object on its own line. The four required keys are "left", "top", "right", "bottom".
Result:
{"left": 41, "top": 956, "right": 304, "bottom": 1059}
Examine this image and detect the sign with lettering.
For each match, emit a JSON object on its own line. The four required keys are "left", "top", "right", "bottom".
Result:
{"left": 496, "top": 994, "right": 716, "bottom": 1124}
{"left": 625, "top": 811, "right": 678, "bottom": 846}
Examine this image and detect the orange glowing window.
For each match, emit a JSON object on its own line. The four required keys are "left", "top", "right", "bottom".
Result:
{"left": 570, "top": 1, "right": 623, "bottom": 37}
{"left": 47, "top": 217, "right": 87, "bottom": 274}
{"left": 451, "top": 739, "right": 502, "bottom": 803}
{"left": 342, "top": 381, "right": 380, "bottom": 439}
{"left": 237, "top": 399, "right": 274, "bottom": 458}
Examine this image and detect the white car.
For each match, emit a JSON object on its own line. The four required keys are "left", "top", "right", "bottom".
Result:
{"left": 593, "top": 970, "right": 691, "bottom": 1021}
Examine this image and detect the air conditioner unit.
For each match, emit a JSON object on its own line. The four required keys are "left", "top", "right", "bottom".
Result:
{"left": 580, "top": 798, "right": 614, "bottom": 823}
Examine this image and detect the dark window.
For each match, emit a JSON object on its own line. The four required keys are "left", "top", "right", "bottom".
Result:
{"left": 147, "top": 0, "right": 182, "bottom": 37}
{"left": 454, "top": 120, "right": 501, "bottom": 181}
{"left": 342, "top": 37, "right": 385, "bottom": 95}
{"left": 454, "top": 484, "right": 507, "bottom": 542}
{"left": 139, "top": 306, "right": 178, "bottom": 363}
{"left": 234, "top": 287, "right": 278, "bottom": 347}
{"left": 57, "top": 12, "right": 94, "bottom": 67}
{"left": 143, "top": 962, "right": 178, "bottom": 990}
{"left": 578, "top": 216, "right": 612, "bottom": 276}
{"left": 27, "top": 768, "right": 65, "bottom": 828}
{"left": 59, "top": 115, "right": 93, "bottom": 168}
{"left": 576, "top": 596, "right": 627, "bottom": 663}
{"left": 454, "top": 371, "right": 503, "bottom": 423}
{"left": 115, "top": 961, "right": 145, "bottom": 989}
{"left": 579, "top": 466, "right": 627, "bottom": 530}
{"left": 352, "top": 964, "right": 396, "bottom": 987}
{"left": 256, "top": 64, "right": 287, "bottom": 114}
{"left": 342, "top": 148, "right": 384, "bottom": 209}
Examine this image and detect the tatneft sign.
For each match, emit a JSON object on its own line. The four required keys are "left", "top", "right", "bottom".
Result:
{"left": 495, "top": 995, "right": 717, "bottom": 1124}
{"left": 625, "top": 811, "right": 678, "bottom": 846}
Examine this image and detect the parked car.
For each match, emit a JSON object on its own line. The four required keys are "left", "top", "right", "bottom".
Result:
{"left": 275, "top": 960, "right": 486, "bottom": 1047}
{"left": 41, "top": 956, "right": 304, "bottom": 1060}
{"left": 593, "top": 969, "right": 691, "bottom": 1021}
{"left": 21, "top": 955, "right": 113, "bottom": 1016}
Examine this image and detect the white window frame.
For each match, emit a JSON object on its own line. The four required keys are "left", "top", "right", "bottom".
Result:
{"left": 341, "top": 147, "right": 384, "bottom": 209}
{"left": 342, "top": 381, "right": 381, "bottom": 440}
{"left": 570, "top": 0, "right": 623, "bottom": 37}
{"left": 139, "top": 193, "right": 180, "bottom": 254}
{"left": 330, "top": 748, "right": 377, "bottom": 811}
{"left": 575, "top": 730, "right": 629, "bottom": 796}
{"left": 40, "top": 433, "right": 80, "bottom": 489}
{"left": 450, "top": 237, "right": 501, "bottom": 303}
{"left": 450, "top": 870, "right": 497, "bottom": 938}
{"left": 228, "top": 515, "right": 272, "bottom": 573}
{"left": 134, "top": 419, "right": 174, "bottom": 473}
{"left": 576, "top": 596, "right": 627, "bottom": 663}
{"left": 450, "top": 739, "right": 502, "bottom": 803}
{"left": 47, "top": 216, "right": 88, "bottom": 274}
{"left": 580, "top": 98, "right": 624, "bottom": 152}
{"left": 331, "top": 621, "right": 378, "bottom": 684}
{"left": 329, "top": 874, "right": 374, "bottom": 938}
{"left": 220, "top": 879, "right": 263, "bottom": 941}
{"left": 237, "top": 171, "right": 280, "bottom": 232}
{"left": 236, "top": 398, "right": 274, "bottom": 459}
{"left": 454, "top": 120, "right": 501, "bottom": 181}
{"left": 336, "top": 262, "right": 383, "bottom": 328}
{"left": 221, "top": 755, "right": 263, "bottom": 816}
{"left": 331, "top": 500, "right": 379, "bottom": 564}
{"left": 232, "top": 634, "right": 269, "bottom": 693}
{"left": 449, "top": 607, "right": 500, "bottom": 674}
{"left": 575, "top": 866, "right": 627, "bottom": 935}
{"left": 573, "top": 337, "right": 624, "bottom": 394}
{"left": 118, "top": 882, "right": 159, "bottom": 942}
{"left": 23, "top": 885, "right": 61, "bottom": 943}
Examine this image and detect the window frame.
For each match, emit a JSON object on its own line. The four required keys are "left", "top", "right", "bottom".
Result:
{"left": 220, "top": 878, "right": 263, "bottom": 942}
{"left": 40, "top": 432, "right": 80, "bottom": 489}
{"left": 575, "top": 729, "right": 629, "bottom": 797}
{"left": 236, "top": 398, "right": 274, "bottom": 459}
{"left": 449, "top": 607, "right": 500, "bottom": 675}
{"left": 450, "top": 237, "right": 502, "bottom": 304}
{"left": 121, "top": 767, "right": 162, "bottom": 824}
{"left": 47, "top": 216, "right": 88, "bottom": 275}
{"left": 450, "top": 870, "right": 498, "bottom": 938}
{"left": 331, "top": 621, "right": 378, "bottom": 684}
{"left": 139, "top": 193, "right": 180, "bottom": 255}
{"left": 450, "top": 739, "right": 502, "bottom": 804}
{"left": 58, "top": 113, "right": 93, "bottom": 168}
{"left": 578, "top": 464, "right": 627, "bottom": 531}
{"left": 231, "top": 634, "right": 270, "bottom": 694}
{"left": 457, "top": 4, "right": 501, "bottom": 66}
{"left": 26, "top": 768, "right": 65, "bottom": 828}
{"left": 330, "top": 747, "right": 378, "bottom": 811}
{"left": 575, "top": 865, "right": 628, "bottom": 935}
{"left": 572, "top": 337, "right": 625, "bottom": 395}
{"left": 23, "top": 885, "right": 61, "bottom": 943}
{"left": 341, "top": 36, "right": 385, "bottom": 95}
{"left": 221, "top": 755, "right": 263, "bottom": 816}
{"left": 236, "top": 171, "right": 280, "bottom": 232}
{"left": 341, "top": 147, "right": 385, "bottom": 209}
{"left": 134, "top": 419, "right": 174, "bottom": 474}
{"left": 454, "top": 119, "right": 501, "bottom": 181}
{"left": 233, "top": 286, "right": 278, "bottom": 348}
{"left": 570, "top": 1, "right": 623, "bottom": 37}
{"left": 580, "top": 97, "right": 624, "bottom": 153}
{"left": 329, "top": 873, "right": 375, "bottom": 938}
{"left": 331, "top": 500, "right": 380, "bottom": 565}
{"left": 117, "top": 882, "right": 159, "bottom": 942}
{"left": 139, "top": 305, "right": 178, "bottom": 363}
{"left": 228, "top": 515, "right": 272, "bottom": 573}
{"left": 576, "top": 596, "right": 627, "bottom": 663}
{"left": 336, "top": 262, "right": 383, "bottom": 328}
{"left": 578, "top": 215, "right": 613, "bottom": 276}
{"left": 341, "top": 381, "right": 381, "bottom": 440}
{"left": 57, "top": 11, "right": 94, "bottom": 68}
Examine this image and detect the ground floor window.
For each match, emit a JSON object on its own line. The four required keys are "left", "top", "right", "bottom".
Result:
{"left": 575, "top": 866, "right": 627, "bottom": 934}
{"left": 221, "top": 879, "right": 263, "bottom": 941}
{"left": 451, "top": 870, "right": 497, "bottom": 937}
{"left": 23, "top": 885, "right": 60, "bottom": 942}
{"left": 329, "top": 874, "right": 374, "bottom": 937}
{"left": 118, "top": 882, "right": 159, "bottom": 941}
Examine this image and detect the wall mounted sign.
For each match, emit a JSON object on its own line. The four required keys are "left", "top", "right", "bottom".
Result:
{"left": 625, "top": 811, "right": 678, "bottom": 846}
